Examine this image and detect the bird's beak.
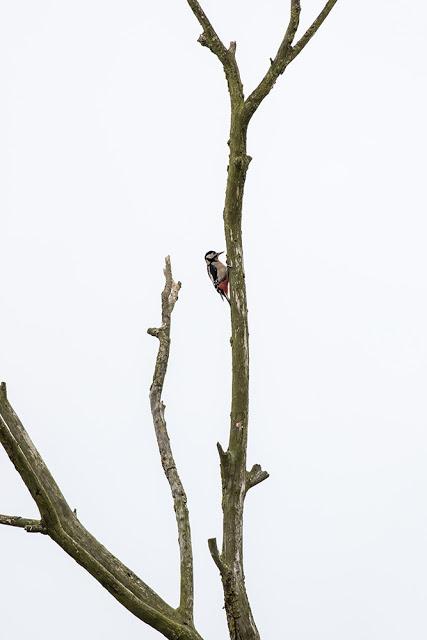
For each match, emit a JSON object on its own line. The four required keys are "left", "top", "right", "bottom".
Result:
{"left": 216, "top": 251, "right": 224, "bottom": 257}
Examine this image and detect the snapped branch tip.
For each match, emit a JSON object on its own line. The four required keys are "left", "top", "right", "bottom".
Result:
{"left": 208, "top": 537, "right": 224, "bottom": 573}
{"left": 197, "top": 32, "right": 208, "bottom": 47}
{"left": 246, "top": 464, "right": 270, "bottom": 491}
{"left": 216, "top": 442, "right": 226, "bottom": 458}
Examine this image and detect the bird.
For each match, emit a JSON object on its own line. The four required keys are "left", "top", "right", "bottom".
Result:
{"left": 204, "top": 250, "right": 230, "bottom": 305}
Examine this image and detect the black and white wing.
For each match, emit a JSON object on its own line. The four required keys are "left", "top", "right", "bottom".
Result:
{"left": 207, "top": 261, "right": 218, "bottom": 286}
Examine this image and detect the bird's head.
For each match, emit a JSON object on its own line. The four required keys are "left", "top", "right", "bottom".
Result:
{"left": 205, "top": 250, "right": 223, "bottom": 263}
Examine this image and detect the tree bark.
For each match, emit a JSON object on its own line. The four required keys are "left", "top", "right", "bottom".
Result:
{"left": 217, "top": 110, "right": 260, "bottom": 640}
{"left": 186, "top": 2, "right": 339, "bottom": 638}
{"left": 1, "top": 3, "right": 340, "bottom": 638}
{"left": 148, "top": 257, "right": 194, "bottom": 626}
{"left": 0, "top": 294, "right": 203, "bottom": 640}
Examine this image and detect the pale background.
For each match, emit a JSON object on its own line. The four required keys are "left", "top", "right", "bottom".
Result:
{"left": 1, "top": 1, "right": 426, "bottom": 638}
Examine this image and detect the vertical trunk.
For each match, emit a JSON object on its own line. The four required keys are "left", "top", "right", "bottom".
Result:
{"left": 219, "top": 107, "right": 259, "bottom": 640}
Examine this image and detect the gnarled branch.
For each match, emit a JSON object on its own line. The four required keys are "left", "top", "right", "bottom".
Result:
{"left": 148, "top": 256, "right": 195, "bottom": 625}
{"left": 0, "top": 359, "right": 202, "bottom": 639}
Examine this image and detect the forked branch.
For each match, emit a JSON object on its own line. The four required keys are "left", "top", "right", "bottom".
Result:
{"left": 245, "top": 0, "right": 338, "bottom": 120}
{"left": 288, "top": 0, "right": 338, "bottom": 63}
{"left": 148, "top": 257, "right": 195, "bottom": 624}
{"left": 244, "top": 0, "right": 301, "bottom": 120}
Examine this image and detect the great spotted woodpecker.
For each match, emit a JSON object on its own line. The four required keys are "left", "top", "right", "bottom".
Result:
{"left": 204, "top": 250, "right": 230, "bottom": 305}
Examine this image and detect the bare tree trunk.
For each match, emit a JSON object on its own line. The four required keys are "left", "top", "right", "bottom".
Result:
{"left": 1, "top": 3, "right": 339, "bottom": 639}
{"left": 216, "top": 114, "right": 261, "bottom": 640}
{"left": 187, "top": 2, "right": 338, "bottom": 638}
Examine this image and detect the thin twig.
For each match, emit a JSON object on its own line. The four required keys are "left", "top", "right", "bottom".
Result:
{"left": 288, "top": 0, "right": 338, "bottom": 63}
{"left": 244, "top": 0, "right": 338, "bottom": 121}
{"left": 244, "top": 0, "right": 300, "bottom": 120}
{"left": 148, "top": 256, "right": 194, "bottom": 624}
{"left": 0, "top": 514, "right": 47, "bottom": 533}
{"left": 245, "top": 0, "right": 300, "bottom": 120}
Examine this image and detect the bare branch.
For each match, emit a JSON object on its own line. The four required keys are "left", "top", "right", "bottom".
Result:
{"left": 148, "top": 256, "right": 194, "bottom": 624}
{"left": 244, "top": 0, "right": 301, "bottom": 120}
{"left": 0, "top": 382, "right": 73, "bottom": 530}
{"left": 0, "top": 382, "right": 203, "bottom": 640}
{"left": 246, "top": 464, "right": 269, "bottom": 492}
{"left": 0, "top": 514, "right": 46, "bottom": 533}
{"left": 208, "top": 537, "right": 225, "bottom": 574}
{"left": 185, "top": 0, "right": 244, "bottom": 106}
{"left": 186, "top": 0, "right": 228, "bottom": 63}
{"left": 288, "top": 0, "right": 338, "bottom": 63}
{"left": 244, "top": 0, "right": 338, "bottom": 121}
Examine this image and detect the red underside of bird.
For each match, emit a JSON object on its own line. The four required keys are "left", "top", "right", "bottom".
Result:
{"left": 217, "top": 279, "right": 229, "bottom": 295}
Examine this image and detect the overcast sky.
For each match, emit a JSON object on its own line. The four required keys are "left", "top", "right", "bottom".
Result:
{"left": 1, "top": 1, "right": 426, "bottom": 639}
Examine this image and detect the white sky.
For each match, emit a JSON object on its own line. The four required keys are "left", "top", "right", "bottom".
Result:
{"left": 1, "top": 1, "right": 426, "bottom": 639}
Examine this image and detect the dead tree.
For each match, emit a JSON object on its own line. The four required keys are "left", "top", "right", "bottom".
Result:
{"left": 0, "top": 3, "right": 338, "bottom": 639}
